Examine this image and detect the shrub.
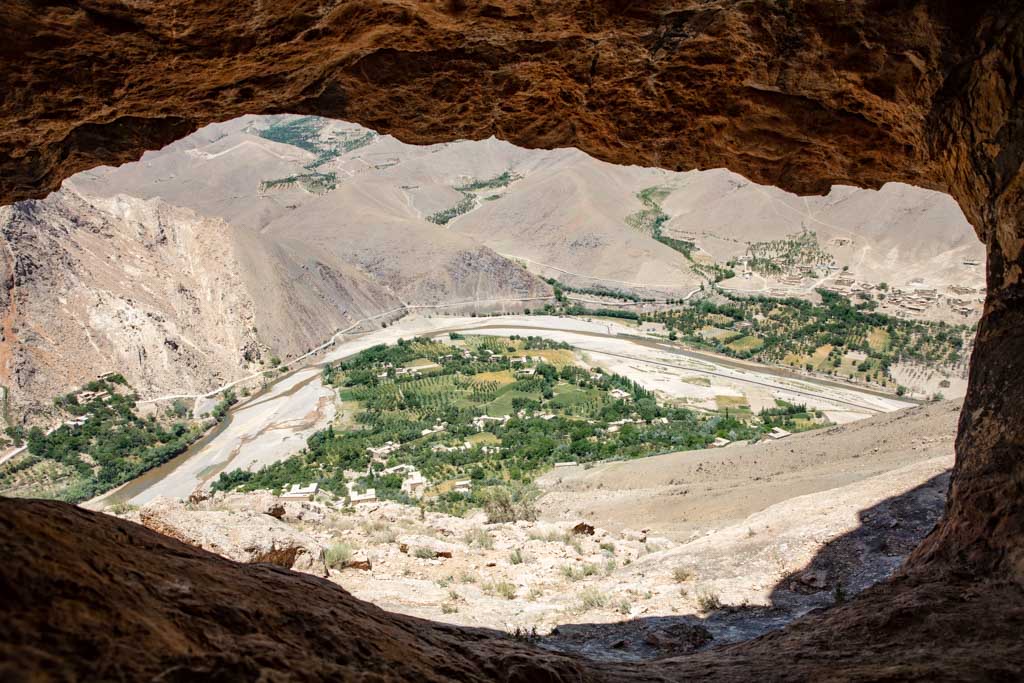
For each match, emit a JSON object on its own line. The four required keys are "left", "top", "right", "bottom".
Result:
{"left": 414, "top": 547, "right": 437, "bottom": 559}
{"left": 576, "top": 587, "right": 607, "bottom": 612}
{"left": 375, "top": 527, "right": 398, "bottom": 544}
{"left": 106, "top": 500, "right": 138, "bottom": 516}
{"left": 560, "top": 563, "right": 598, "bottom": 581}
{"left": 325, "top": 542, "right": 353, "bottom": 569}
{"left": 441, "top": 603, "right": 458, "bottom": 614}
{"left": 463, "top": 526, "right": 494, "bottom": 549}
{"left": 481, "top": 483, "right": 540, "bottom": 523}
{"left": 696, "top": 589, "right": 723, "bottom": 612}
{"left": 528, "top": 529, "right": 571, "bottom": 543}
{"left": 483, "top": 580, "right": 517, "bottom": 600}
{"left": 509, "top": 548, "right": 526, "bottom": 565}
{"left": 672, "top": 566, "right": 694, "bottom": 582}
{"left": 509, "top": 625, "right": 539, "bottom": 642}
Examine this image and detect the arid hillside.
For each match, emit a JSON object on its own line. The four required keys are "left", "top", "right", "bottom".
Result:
{"left": 0, "top": 114, "right": 982, "bottom": 419}
{"left": 91, "top": 400, "right": 956, "bottom": 661}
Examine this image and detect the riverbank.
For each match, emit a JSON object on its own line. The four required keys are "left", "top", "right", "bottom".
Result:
{"left": 85, "top": 315, "right": 918, "bottom": 510}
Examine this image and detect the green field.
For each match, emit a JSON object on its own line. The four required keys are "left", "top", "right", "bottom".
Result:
{"left": 727, "top": 335, "right": 764, "bottom": 352}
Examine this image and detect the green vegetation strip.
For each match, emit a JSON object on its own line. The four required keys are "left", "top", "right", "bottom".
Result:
{"left": 0, "top": 377, "right": 229, "bottom": 503}
{"left": 212, "top": 334, "right": 826, "bottom": 516}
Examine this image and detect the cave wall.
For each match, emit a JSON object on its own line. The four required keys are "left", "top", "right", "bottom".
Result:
{"left": 7, "top": 0, "right": 1020, "bottom": 577}
{"left": 3, "top": 0, "right": 1002, "bottom": 205}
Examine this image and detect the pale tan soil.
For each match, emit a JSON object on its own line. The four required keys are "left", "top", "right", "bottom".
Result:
{"left": 114, "top": 401, "right": 956, "bottom": 660}
{"left": 2, "top": 115, "right": 979, "bottom": 423}
{"left": 536, "top": 400, "right": 959, "bottom": 540}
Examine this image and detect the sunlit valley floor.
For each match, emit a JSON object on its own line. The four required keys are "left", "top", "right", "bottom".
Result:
{"left": 110, "top": 398, "right": 955, "bottom": 660}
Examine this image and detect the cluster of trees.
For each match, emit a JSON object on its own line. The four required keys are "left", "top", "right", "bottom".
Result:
{"left": 212, "top": 335, "right": 802, "bottom": 509}
{"left": 758, "top": 401, "right": 823, "bottom": 432}
{"left": 625, "top": 186, "right": 701, "bottom": 262}
{"left": 259, "top": 171, "right": 337, "bottom": 194}
{"left": 454, "top": 170, "right": 521, "bottom": 192}
{"left": 25, "top": 378, "right": 207, "bottom": 503}
{"left": 544, "top": 278, "right": 649, "bottom": 303}
{"left": 258, "top": 116, "right": 375, "bottom": 170}
{"left": 746, "top": 230, "right": 834, "bottom": 276}
{"left": 636, "top": 289, "right": 970, "bottom": 381}
{"left": 427, "top": 192, "right": 475, "bottom": 225}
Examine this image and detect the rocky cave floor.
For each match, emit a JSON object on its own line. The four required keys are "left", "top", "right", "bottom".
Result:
{"left": 109, "top": 475, "right": 952, "bottom": 663}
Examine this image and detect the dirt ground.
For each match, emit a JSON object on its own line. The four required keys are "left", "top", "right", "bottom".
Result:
{"left": 536, "top": 400, "right": 959, "bottom": 540}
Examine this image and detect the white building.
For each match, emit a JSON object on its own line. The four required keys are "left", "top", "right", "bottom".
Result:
{"left": 430, "top": 442, "right": 470, "bottom": 453}
{"left": 421, "top": 422, "right": 447, "bottom": 437}
{"left": 452, "top": 479, "right": 472, "bottom": 494}
{"left": 472, "top": 414, "right": 510, "bottom": 431}
{"left": 367, "top": 441, "right": 401, "bottom": 459}
{"left": 346, "top": 482, "right": 377, "bottom": 505}
{"left": 768, "top": 427, "right": 791, "bottom": 440}
{"left": 380, "top": 464, "right": 417, "bottom": 476}
{"left": 281, "top": 483, "right": 319, "bottom": 499}
{"left": 400, "top": 470, "right": 429, "bottom": 498}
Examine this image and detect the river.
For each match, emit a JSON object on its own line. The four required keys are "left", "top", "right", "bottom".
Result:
{"left": 87, "top": 314, "right": 916, "bottom": 508}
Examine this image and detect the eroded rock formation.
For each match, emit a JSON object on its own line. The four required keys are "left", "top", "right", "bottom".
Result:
{"left": 1, "top": 0, "right": 1023, "bottom": 679}
{"left": 138, "top": 496, "right": 330, "bottom": 576}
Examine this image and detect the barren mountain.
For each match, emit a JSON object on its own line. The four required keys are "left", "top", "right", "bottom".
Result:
{"left": 0, "top": 114, "right": 982, "bottom": 418}
{"left": 0, "top": 191, "right": 265, "bottom": 420}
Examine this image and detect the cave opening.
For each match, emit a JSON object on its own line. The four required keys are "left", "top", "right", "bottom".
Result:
{"left": 0, "top": 112, "right": 988, "bottom": 661}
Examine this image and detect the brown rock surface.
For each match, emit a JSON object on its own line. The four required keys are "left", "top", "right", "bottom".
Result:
{"left": 139, "top": 496, "right": 329, "bottom": 577}
{"left": 2, "top": 0, "right": 1023, "bottom": 679}
{"left": 2, "top": 498, "right": 1023, "bottom": 680}
{"left": 0, "top": 0, "right": 1008, "bottom": 207}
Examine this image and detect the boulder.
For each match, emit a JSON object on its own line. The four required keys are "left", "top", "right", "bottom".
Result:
{"left": 571, "top": 522, "right": 595, "bottom": 536}
{"left": 643, "top": 623, "right": 713, "bottom": 655}
{"left": 345, "top": 552, "right": 372, "bottom": 571}
{"left": 139, "top": 497, "right": 327, "bottom": 577}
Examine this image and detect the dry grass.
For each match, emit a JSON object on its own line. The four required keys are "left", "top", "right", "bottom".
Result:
{"left": 575, "top": 587, "right": 607, "bottom": 612}
{"left": 463, "top": 526, "right": 495, "bottom": 549}
{"left": 672, "top": 566, "right": 694, "bottom": 582}
{"left": 483, "top": 580, "right": 517, "bottom": 600}
{"left": 696, "top": 588, "right": 723, "bottom": 612}
{"left": 325, "top": 542, "right": 353, "bottom": 569}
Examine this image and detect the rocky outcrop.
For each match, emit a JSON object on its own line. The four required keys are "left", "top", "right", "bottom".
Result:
{"left": 2, "top": 497, "right": 1023, "bottom": 680}
{"left": 0, "top": 1, "right": 1008, "bottom": 205}
{"left": 139, "top": 496, "right": 328, "bottom": 577}
{"left": 0, "top": 190, "right": 265, "bottom": 417}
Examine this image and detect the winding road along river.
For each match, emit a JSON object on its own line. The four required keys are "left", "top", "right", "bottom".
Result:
{"left": 88, "top": 315, "right": 916, "bottom": 509}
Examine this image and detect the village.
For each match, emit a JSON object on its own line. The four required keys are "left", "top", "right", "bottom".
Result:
{"left": 223, "top": 333, "right": 808, "bottom": 512}
{"left": 723, "top": 249, "right": 984, "bottom": 323}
